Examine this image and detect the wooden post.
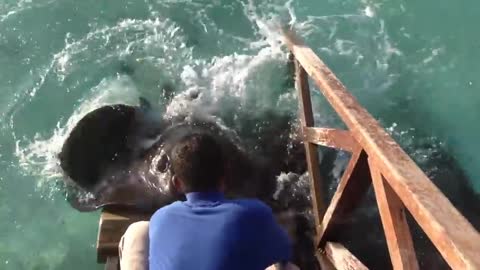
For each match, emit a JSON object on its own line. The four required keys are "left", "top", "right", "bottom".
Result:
{"left": 294, "top": 57, "right": 326, "bottom": 233}
{"left": 370, "top": 160, "right": 419, "bottom": 270}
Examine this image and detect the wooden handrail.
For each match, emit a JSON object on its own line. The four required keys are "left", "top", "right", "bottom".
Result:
{"left": 285, "top": 29, "right": 480, "bottom": 269}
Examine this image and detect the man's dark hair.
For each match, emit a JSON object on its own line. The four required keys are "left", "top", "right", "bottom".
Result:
{"left": 171, "top": 133, "right": 225, "bottom": 192}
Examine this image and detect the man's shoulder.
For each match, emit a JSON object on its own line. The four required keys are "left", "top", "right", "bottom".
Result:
{"left": 150, "top": 201, "right": 184, "bottom": 221}
{"left": 228, "top": 198, "right": 274, "bottom": 218}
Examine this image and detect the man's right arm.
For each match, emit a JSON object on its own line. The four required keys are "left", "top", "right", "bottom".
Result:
{"left": 247, "top": 200, "right": 293, "bottom": 265}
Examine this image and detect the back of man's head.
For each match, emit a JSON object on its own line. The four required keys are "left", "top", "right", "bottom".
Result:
{"left": 171, "top": 133, "right": 225, "bottom": 193}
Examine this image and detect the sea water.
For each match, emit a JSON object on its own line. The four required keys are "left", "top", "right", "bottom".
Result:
{"left": 1, "top": 0, "right": 479, "bottom": 269}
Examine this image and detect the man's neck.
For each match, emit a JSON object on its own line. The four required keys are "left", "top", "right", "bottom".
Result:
{"left": 185, "top": 191, "right": 224, "bottom": 204}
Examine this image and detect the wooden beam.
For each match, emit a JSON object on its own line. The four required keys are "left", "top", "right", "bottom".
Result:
{"left": 321, "top": 242, "right": 369, "bottom": 270}
{"left": 294, "top": 57, "right": 315, "bottom": 128}
{"left": 284, "top": 30, "right": 480, "bottom": 269}
{"left": 318, "top": 150, "right": 371, "bottom": 245}
{"left": 97, "top": 208, "right": 152, "bottom": 263}
{"left": 316, "top": 251, "right": 337, "bottom": 270}
{"left": 303, "top": 127, "right": 360, "bottom": 153}
{"left": 370, "top": 160, "right": 419, "bottom": 270}
{"left": 294, "top": 58, "right": 326, "bottom": 229}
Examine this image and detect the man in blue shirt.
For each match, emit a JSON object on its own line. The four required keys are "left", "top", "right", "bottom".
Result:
{"left": 149, "top": 133, "right": 293, "bottom": 270}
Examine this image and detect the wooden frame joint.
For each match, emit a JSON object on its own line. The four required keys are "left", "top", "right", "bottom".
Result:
{"left": 303, "top": 127, "right": 360, "bottom": 153}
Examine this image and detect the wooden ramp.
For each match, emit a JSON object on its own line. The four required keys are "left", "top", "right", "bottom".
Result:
{"left": 96, "top": 30, "right": 480, "bottom": 270}
{"left": 97, "top": 207, "right": 152, "bottom": 269}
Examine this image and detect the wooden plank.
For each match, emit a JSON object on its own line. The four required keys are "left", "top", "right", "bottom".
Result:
{"left": 284, "top": 30, "right": 480, "bottom": 269}
{"left": 370, "top": 160, "right": 419, "bottom": 270}
{"left": 105, "top": 257, "right": 119, "bottom": 270}
{"left": 316, "top": 251, "right": 337, "bottom": 270}
{"left": 294, "top": 58, "right": 326, "bottom": 230}
{"left": 97, "top": 208, "right": 152, "bottom": 263}
{"left": 318, "top": 150, "right": 371, "bottom": 245}
{"left": 303, "top": 127, "right": 360, "bottom": 153}
{"left": 321, "top": 242, "right": 369, "bottom": 270}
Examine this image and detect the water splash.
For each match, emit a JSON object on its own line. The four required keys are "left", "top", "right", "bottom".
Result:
{"left": 15, "top": 1, "right": 299, "bottom": 187}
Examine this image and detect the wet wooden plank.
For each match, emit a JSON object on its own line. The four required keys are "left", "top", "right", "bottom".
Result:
{"left": 284, "top": 30, "right": 480, "bottom": 269}
{"left": 370, "top": 160, "right": 419, "bottom": 270}
{"left": 321, "top": 242, "right": 368, "bottom": 270}
{"left": 303, "top": 127, "right": 360, "bottom": 153}
{"left": 316, "top": 251, "right": 337, "bottom": 270}
{"left": 97, "top": 208, "right": 152, "bottom": 263}
{"left": 294, "top": 58, "right": 325, "bottom": 230}
{"left": 317, "top": 150, "right": 371, "bottom": 245}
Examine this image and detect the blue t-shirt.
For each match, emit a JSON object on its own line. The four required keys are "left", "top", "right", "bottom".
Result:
{"left": 149, "top": 192, "right": 292, "bottom": 270}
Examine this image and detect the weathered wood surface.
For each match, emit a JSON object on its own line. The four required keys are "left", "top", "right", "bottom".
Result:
{"left": 321, "top": 242, "right": 369, "bottom": 270}
{"left": 294, "top": 59, "right": 326, "bottom": 230}
{"left": 317, "top": 150, "right": 371, "bottom": 245}
{"left": 370, "top": 160, "right": 419, "bottom": 270}
{"left": 316, "top": 251, "right": 337, "bottom": 270}
{"left": 97, "top": 207, "right": 152, "bottom": 263}
{"left": 284, "top": 30, "right": 480, "bottom": 269}
{"left": 303, "top": 127, "right": 360, "bottom": 153}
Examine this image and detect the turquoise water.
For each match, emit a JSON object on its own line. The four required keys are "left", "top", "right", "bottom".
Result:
{"left": 1, "top": 0, "right": 479, "bottom": 269}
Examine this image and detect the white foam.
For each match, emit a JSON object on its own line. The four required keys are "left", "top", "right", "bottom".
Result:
{"left": 16, "top": 0, "right": 296, "bottom": 185}
{"left": 364, "top": 6, "right": 375, "bottom": 18}
{"left": 423, "top": 47, "right": 444, "bottom": 64}
{"left": 273, "top": 172, "right": 311, "bottom": 202}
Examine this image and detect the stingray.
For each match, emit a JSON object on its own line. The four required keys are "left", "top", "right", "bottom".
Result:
{"left": 58, "top": 98, "right": 300, "bottom": 212}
